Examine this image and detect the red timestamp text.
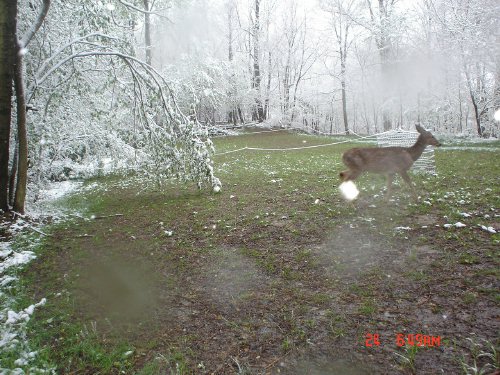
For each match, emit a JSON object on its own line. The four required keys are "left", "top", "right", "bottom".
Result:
{"left": 365, "top": 333, "right": 441, "bottom": 347}
{"left": 395, "top": 333, "right": 441, "bottom": 347}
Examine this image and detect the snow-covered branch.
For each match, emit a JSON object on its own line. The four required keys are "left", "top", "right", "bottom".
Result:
{"left": 117, "top": 0, "right": 170, "bottom": 19}
{"left": 21, "top": 0, "right": 51, "bottom": 47}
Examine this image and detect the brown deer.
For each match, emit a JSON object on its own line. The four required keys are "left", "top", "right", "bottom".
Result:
{"left": 339, "top": 125, "right": 441, "bottom": 197}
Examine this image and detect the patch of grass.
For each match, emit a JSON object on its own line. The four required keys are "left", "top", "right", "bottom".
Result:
{"left": 327, "top": 312, "right": 347, "bottom": 339}
{"left": 136, "top": 358, "right": 167, "bottom": 375}
{"left": 281, "top": 337, "right": 292, "bottom": 353}
{"left": 458, "top": 253, "right": 481, "bottom": 265}
{"left": 394, "top": 345, "right": 420, "bottom": 375}
{"left": 310, "top": 293, "right": 331, "bottom": 304}
{"left": 458, "top": 338, "right": 499, "bottom": 375}
{"left": 462, "top": 292, "right": 478, "bottom": 304}
{"left": 349, "top": 284, "right": 373, "bottom": 298}
{"left": 405, "top": 269, "right": 430, "bottom": 283}
{"left": 358, "top": 299, "right": 377, "bottom": 316}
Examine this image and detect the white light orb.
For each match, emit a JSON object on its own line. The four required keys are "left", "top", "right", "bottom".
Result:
{"left": 494, "top": 109, "right": 500, "bottom": 122}
{"left": 339, "top": 181, "right": 359, "bottom": 201}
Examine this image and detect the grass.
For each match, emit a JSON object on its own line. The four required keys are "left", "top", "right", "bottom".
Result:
{"left": 3, "top": 130, "right": 499, "bottom": 373}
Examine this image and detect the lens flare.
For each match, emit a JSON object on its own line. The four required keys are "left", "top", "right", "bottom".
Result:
{"left": 494, "top": 109, "right": 500, "bottom": 122}
{"left": 339, "top": 181, "right": 359, "bottom": 201}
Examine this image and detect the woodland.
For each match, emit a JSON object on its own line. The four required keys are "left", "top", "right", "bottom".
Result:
{"left": 0, "top": 0, "right": 498, "bottom": 213}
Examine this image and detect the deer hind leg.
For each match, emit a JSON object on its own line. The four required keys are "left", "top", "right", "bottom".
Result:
{"left": 399, "top": 170, "right": 416, "bottom": 197}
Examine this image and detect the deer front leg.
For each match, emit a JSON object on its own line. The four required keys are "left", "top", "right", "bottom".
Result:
{"left": 399, "top": 170, "right": 416, "bottom": 197}
{"left": 385, "top": 173, "right": 394, "bottom": 199}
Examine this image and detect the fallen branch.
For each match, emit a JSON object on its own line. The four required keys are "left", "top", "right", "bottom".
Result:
{"left": 27, "top": 226, "right": 52, "bottom": 237}
{"left": 92, "top": 214, "right": 124, "bottom": 220}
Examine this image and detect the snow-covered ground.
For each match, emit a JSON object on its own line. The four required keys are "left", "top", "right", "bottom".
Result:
{"left": 37, "top": 180, "right": 83, "bottom": 201}
{"left": 1, "top": 181, "right": 85, "bottom": 373}
{"left": 0, "top": 238, "right": 51, "bottom": 373}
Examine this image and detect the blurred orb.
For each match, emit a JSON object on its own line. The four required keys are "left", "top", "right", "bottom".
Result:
{"left": 339, "top": 181, "right": 359, "bottom": 201}
{"left": 494, "top": 109, "right": 500, "bottom": 122}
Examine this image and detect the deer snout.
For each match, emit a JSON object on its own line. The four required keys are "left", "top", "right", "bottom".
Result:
{"left": 430, "top": 138, "right": 442, "bottom": 147}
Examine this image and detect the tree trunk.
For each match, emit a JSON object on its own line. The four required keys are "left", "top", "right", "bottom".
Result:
{"left": 226, "top": 3, "right": 241, "bottom": 126}
{"left": 252, "top": 0, "right": 264, "bottom": 122}
{"left": 13, "top": 42, "right": 28, "bottom": 214}
{"left": 264, "top": 51, "right": 271, "bottom": 119}
{"left": 463, "top": 63, "right": 483, "bottom": 137}
{"left": 458, "top": 84, "right": 463, "bottom": 133}
{"left": 0, "top": 1, "right": 16, "bottom": 212}
{"left": 469, "top": 91, "right": 482, "bottom": 137}
{"left": 8, "top": 140, "right": 17, "bottom": 206}
{"left": 238, "top": 106, "right": 245, "bottom": 124}
{"left": 143, "top": 0, "right": 152, "bottom": 65}
{"left": 340, "top": 58, "right": 349, "bottom": 134}
{"left": 367, "top": 0, "right": 393, "bottom": 131}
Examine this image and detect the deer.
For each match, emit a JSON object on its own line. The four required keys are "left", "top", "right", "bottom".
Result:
{"left": 339, "top": 125, "right": 441, "bottom": 198}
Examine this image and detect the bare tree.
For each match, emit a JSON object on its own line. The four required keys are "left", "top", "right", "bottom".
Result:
{"left": 430, "top": 0, "right": 498, "bottom": 136}
{"left": 0, "top": 1, "right": 17, "bottom": 212}
{"left": 276, "top": 2, "right": 318, "bottom": 126}
{"left": 365, "top": 0, "right": 399, "bottom": 131}
{"left": 251, "top": 0, "right": 265, "bottom": 122}
{"left": 0, "top": 0, "right": 51, "bottom": 214}
{"left": 322, "top": 0, "right": 358, "bottom": 134}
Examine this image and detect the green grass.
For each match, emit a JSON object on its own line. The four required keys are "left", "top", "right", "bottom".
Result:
{"left": 3, "top": 131, "right": 499, "bottom": 373}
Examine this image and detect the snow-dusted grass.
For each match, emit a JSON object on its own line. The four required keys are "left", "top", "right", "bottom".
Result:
{"left": 0, "top": 180, "right": 90, "bottom": 373}
{"left": 0, "top": 235, "right": 53, "bottom": 373}
{"left": 2, "top": 131, "right": 499, "bottom": 373}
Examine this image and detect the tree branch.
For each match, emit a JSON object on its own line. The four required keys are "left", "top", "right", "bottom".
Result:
{"left": 21, "top": 0, "right": 50, "bottom": 47}
{"left": 117, "top": 0, "right": 171, "bottom": 19}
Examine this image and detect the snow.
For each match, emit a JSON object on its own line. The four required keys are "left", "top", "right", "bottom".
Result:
{"left": 38, "top": 180, "right": 83, "bottom": 201}
{"left": 5, "top": 299, "right": 46, "bottom": 325}
{"left": 478, "top": 225, "right": 496, "bottom": 234}
{"left": 444, "top": 222, "right": 466, "bottom": 229}
{"left": 0, "top": 244, "right": 13, "bottom": 259}
{"left": 0, "top": 276, "right": 16, "bottom": 288}
{"left": 0, "top": 241, "right": 50, "bottom": 373}
{"left": 0, "top": 251, "right": 36, "bottom": 274}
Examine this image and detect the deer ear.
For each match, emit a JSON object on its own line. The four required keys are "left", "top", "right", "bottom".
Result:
{"left": 416, "top": 125, "right": 424, "bottom": 133}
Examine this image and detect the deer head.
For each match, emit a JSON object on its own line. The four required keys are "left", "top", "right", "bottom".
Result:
{"left": 416, "top": 125, "right": 442, "bottom": 147}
